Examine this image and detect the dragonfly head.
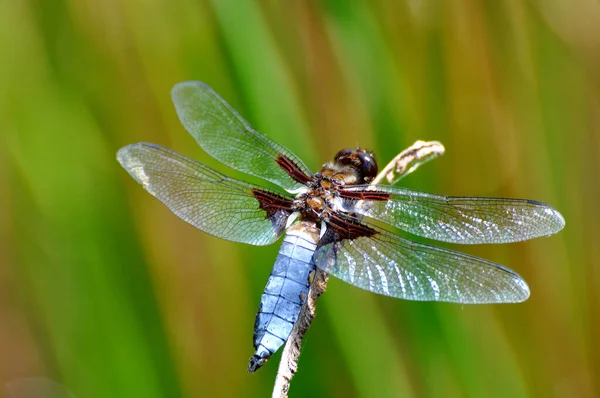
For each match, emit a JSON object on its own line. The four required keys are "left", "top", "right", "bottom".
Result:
{"left": 332, "top": 148, "right": 378, "bottom": 183}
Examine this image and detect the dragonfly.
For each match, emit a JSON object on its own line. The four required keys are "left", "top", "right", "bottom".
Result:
{"left": 117, "top": 81, "right": 565, "bottom": 372}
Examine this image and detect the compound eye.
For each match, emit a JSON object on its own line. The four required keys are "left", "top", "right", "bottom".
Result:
{"left": 357, "top": 152, "right": 378, "bottom": 182}
{"left": 334, "top": 148, "right": 354, "bottom": 165}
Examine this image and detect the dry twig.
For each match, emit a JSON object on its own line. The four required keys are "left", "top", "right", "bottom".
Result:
{"left": 371, "top": 140, "right": 445, "bottom": 185}
{"left": 272, "top": 269, "right": 328, "bottom": 397}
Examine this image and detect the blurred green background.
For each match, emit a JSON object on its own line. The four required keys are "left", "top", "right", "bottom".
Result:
{"left": 1, "top": 1, "right": 599, "bottom": 397}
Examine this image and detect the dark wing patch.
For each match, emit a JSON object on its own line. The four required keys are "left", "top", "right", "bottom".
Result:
{"left": 275, "top": 154, "right": 312, "bottom": 185}
{"left": 321, "top": 213, "right": 378, "bottom": 245}
{"left": 252, "top": 188, "right": 295, "bottom": 226}
{"left": 338, "top": 187, "right": 390, "bottom": 201}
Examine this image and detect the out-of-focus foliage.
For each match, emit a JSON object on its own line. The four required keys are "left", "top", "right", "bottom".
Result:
{"left": 1, "top": 1, "right": 599, "bottom": 397}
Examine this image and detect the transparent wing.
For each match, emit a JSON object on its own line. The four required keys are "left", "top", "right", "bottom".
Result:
{"left": 171, "top": 81, "right": 312, "bottom": 192}
{"left": 339, "top": 184, "right": 565, "bottom": 244}
{"left": 117, "top": 143, "right": 293, "bottom": 246}
{"left": 314, "top": 219, "right": 529, "bottom": 303}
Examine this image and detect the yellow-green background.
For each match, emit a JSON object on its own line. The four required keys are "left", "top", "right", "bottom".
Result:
{"left": 1, "top": 1, "right": 598, "bottom": 397}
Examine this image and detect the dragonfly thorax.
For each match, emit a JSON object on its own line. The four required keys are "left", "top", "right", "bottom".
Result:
{"left": 292, "top": 148, "right": 378, "bottom": 221}
{"left": 293, "top": 176, "right": 340, "bottom": 222}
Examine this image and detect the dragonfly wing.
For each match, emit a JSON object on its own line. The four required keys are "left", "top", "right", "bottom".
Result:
{"left": 117, "top": 143, "right": 294, "bottom": 246}
{"left": 171, "top": 81, "right": 312, "bottom": 192}
{"left": 314, "top": 216, "right": 529, "bottom": 303}
{"left": 339, "top": 184, "right": 565, "bottom": 244}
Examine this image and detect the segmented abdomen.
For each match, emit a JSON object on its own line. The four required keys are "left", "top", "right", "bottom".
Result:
{"left": 248, "top": 225, "right": 318, "bottom": 372}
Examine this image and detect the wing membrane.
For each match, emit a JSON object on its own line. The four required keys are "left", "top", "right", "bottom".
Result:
{"left": 171, "top": 81, "right": 312, "bottom": 192}
{"left": 315, "top": 219, "right": 529, "bottom": 303}
{"left": 340, "top": 185, "right": 565, "bottom": 244}
{"left": 117, "top": 143, "right": 293, "bottom": 245}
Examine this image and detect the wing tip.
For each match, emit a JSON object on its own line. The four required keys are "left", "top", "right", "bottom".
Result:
{"left": 509, "top": 277, "right": 531, "bottom": 303}
{"left": 548, "top": 206, "right": 566, "bottom": 233}
{"left": 493, "top": 267, "right": 531, "bottom": 304}
{"left": 116, "top": 144, "right": 135, "bottom": 167}
{"left": 116, "top": 142, "right": 156, "bottom": 164}
{"left": 454, "top": 277, "right": 530, "bottom": 304}
{"left": 116, "top": 143, "right": 168, "bottom": 184}
{"left": 171, "top": 80, "right": 212, "bottom": 100}
{"left": 527, "top": 199, "right": 566, "bottom": 233}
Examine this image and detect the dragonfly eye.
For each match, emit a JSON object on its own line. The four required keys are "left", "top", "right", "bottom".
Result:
{"left": 356, "top": 151, "right": 378, "bottom": 183}
{"left": 334, "top": 148, "right": 355, "bottom": 165}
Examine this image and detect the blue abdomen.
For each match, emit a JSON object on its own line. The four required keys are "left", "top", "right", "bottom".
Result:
{"left": 248, "top": 225, "right": 318, "bottom": 372}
